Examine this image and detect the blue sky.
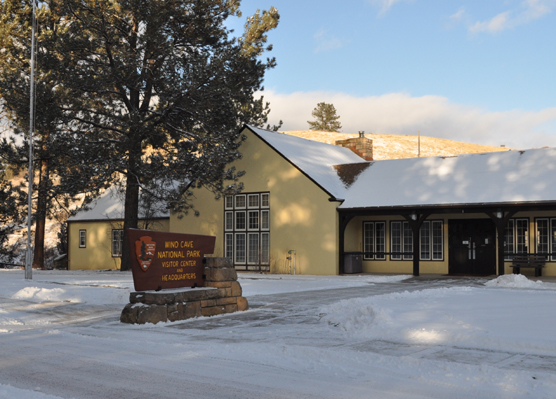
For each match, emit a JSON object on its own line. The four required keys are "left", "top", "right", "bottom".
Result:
{"left": 228, "top": 0, "right": 556, "bottom": 148}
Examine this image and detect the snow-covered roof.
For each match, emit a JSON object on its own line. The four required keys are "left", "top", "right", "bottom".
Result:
{"left": 245, "top": 125, "right": 367, "bottom": 199}
{"left": 67, "top": 186, "right": 170, "bottom": 222}
{"left": 339, "top": 147, "right": 556, "bottom": 209}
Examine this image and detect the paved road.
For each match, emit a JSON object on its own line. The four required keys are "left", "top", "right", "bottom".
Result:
{"left": 0, "top": 276, "right": 553, "bottom": 398}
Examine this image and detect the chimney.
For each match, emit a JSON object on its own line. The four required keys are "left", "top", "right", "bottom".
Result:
{"left": 335, "top": 131, "right": 373, "bottom": 161}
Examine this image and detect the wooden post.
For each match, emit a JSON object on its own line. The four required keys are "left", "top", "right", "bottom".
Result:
{"left": 411, "top": 223, "right": 420, "bottom": 276}
{"left": 486, "top": 210, "right": 516, "bottom": 276}
{"left": 338, "top": 213, "right": 354, "bottom": 275}
{"left": 404, "top": 212, "right": 431, "bottom": 277}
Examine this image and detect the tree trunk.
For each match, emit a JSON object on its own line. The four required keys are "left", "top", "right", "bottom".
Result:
{"left": 32, "top": 156, "right": 49, "bottom": 269}
{"left": 120, "top": 141, "right": 141, "bottom": 271}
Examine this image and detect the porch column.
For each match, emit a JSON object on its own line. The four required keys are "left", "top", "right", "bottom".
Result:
{"left": 404, "top": 212, "right": 431, "bottom": 277}
{"left": 486, "top": 210, "right": 516, "bottom": 276}
{"left": 338, "top": 213, "right": 355, "bottom": 275}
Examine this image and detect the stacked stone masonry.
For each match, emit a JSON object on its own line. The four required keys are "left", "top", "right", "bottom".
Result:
{"left": 120, "top": 257, "right": 249, "bottom": 324}
{"left": 335, "top": 137, "right": 373, "bottom": 161}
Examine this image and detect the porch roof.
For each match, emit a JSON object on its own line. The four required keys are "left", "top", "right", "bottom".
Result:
{"left": 338, "top": 147, "right": 556, "bottom": 210}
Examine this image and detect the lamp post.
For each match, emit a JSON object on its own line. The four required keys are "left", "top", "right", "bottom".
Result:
{"left": 25, "top": 0, "right": 37, "bottom": 280}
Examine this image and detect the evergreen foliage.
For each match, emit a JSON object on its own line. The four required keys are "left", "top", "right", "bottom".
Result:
{"left": 307, "top": 102, "right": 342, "bottom": 132}
{"left": 0, "top": 0, "right": 108, "bottom": 268}
{"left": 0, "top": 0, "right": 280, "bottom": 270}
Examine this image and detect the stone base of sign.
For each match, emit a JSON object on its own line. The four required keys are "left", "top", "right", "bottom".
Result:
{"left": 120, "top": 257, "right": 248, "bottom": 324}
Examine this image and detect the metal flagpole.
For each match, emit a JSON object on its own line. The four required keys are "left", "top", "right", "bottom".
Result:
{"left": 25, "top": 0, "right": 37, "bottom": 280}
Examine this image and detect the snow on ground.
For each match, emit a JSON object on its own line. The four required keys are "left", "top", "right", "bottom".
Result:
{"left": 0, "top": 384, "right": 63, "bottom": 399}
{"left": 2, "top": 270, "right": 556, "bottom": 398}
{"left": 485, "top": 273, "right": 556, "bottom": 289}
{"left": 238, "top": 272, "right": 410, "bottom": 296}
{"left": 320, "top": 285, "right": 556, "bottom": 357}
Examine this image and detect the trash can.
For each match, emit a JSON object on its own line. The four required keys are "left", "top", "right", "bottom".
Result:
{"left": 344, "top": 254, "right": 362, "bottom": 274}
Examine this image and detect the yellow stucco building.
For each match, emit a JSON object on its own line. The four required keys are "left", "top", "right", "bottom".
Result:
{"left": 67, "top": 125, "right": 556, "bottom": 276}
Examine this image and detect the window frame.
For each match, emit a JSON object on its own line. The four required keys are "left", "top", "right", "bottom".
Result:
{"left": 535, "top": 217, "right": 556, "bottom": 262}
{"left": 362, "top": 221, "right": 386, "bottom": 260}
{"left": 504, "top": 218, "right": 529, "bottom": 260}
{"left": 390, "top": 220, "right": 444, "bottom": 261}
{"left": 112, "top": 229, "right": 123, "bottom": 257}
{"left": 79, "top": 229, "right": 87, "bottom": 248}
{"left": 225, "top": 192, "right": 270, "bottom": 268}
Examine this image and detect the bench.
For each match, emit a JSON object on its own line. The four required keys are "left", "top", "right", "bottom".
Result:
{"left": 510, "top": 254, "right": 546, "bottom": 277}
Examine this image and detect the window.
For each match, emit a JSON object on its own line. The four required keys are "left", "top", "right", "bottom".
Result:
{"left": 363, "top": 221, "right": 385, "bottom": 260}
{"left": 536, "top": 218, "right": 556, "bottom": 261}
{"left": 225, "top": 233, "right": 233, "bottom": 259}
{"left": 420, "top": 221, "right": 431, "bottom": 260}
{"left": 261, "top": 210, "right": 270, "bottom": 230}
{"left": 112, "top": 229, "right": 123, "bottom": 257}
{"left": 235, "top": 233, "right": 246, "bottom": 263}
{"left": 432, "top": 221, "right": 443, "bottom": 260}
{"left": 505, "top": 218, "right": 529, "bottom": 259}
{"left": 391, "top": 221, "right": 413, "bottom": 260}
{"left": 235, "top": 211, "right": 246, "bottom": 230}
{"left": 248, "top": 194, "right": 259, "bottom": 208}
{"left": 79, "top": 230, "right": 87, "bottom": 248}
{"left": 391, "top": 222, "right": 402, "bottom": 260}
{"left": 225, "top": 192, "right": 270, "bottom": 270}
{"left": 261, "top": 193, "right": 270, "bottom": 208}
{"left": 248, "top": 233, "right": 259, "bottom": 264}
{"left": 225, "top": 212, "right": 233, "bottom": 231}
{"left": 261, "top": 233, "right": 270, "bottom": 264}
{"left": 420, "top": 221, "right": 444, "bottom": 261}
{"left": 390, "top": 220, "right": 443, "bottom": 261}
{"left": 248, "top": 210, "right": 259, "bottom": 230}
{"left": 235, "top": 195, "right": 246, "bottom": 209}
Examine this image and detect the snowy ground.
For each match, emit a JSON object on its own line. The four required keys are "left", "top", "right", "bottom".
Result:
{"left": 1, "top": 270, "right": 556, "bottom": 398}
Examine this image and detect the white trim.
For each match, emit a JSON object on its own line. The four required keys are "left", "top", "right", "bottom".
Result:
{"left": 79, "top": 230, "right": 86, "bottom": 248}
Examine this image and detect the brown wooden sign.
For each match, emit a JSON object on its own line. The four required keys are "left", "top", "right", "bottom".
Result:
{"left": 127, "top": 229, "right": 216, "bottom": 292}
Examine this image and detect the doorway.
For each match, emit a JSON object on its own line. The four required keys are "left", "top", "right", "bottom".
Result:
{"left": 448, "top": 219, "right": 496, "bottom": 275}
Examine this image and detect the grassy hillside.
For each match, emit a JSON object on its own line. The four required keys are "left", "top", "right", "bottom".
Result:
{"left": 281, "top": 131, "right": 513, "bottom": 160}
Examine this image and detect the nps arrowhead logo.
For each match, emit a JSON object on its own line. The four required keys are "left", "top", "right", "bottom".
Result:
{"left": 135, "top": 236, "right": 156, "bottom": 272}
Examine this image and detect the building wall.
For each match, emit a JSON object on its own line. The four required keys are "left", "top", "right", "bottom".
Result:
{"left": 68, "top": 218, "right": 169, "bottom": 270}
{"left": 346, "top": 214, "right": 449, "bottom": 274}
{"left": 345, "top": 210, "right": 556, "bottom": 276}
{"left": 170, "top": 127, "right": 340, "bottom": 275}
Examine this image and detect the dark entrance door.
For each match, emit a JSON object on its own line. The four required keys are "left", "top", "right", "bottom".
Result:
{"left": 448, "top": 219, "right": 496, "bottom": 275}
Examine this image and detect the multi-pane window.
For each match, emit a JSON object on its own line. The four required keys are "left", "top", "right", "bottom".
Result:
{"left": 391, "top": 221, "right": 413, "bottom": 260}
{"left": 403, "top": 222, "right": 413, "bottom": 260}
{"left": 432, "top": 221, "right": 443, "bottom": 260}
{"left": 225, "top": 233, "right": 233, "bottom": 259}
{"left": 420, "top": 221, "right": 431, "bottom": 260}
{"left": 225, "top": 192, "right": 270, "bottom": 270}
{"left": 390, "top": 220, "right": 443, "bottom": 261}
{"left": 504, "top": 218, "right": 529, "bottom": 259}
{"left": 79, "top": 230, "right": 87, "bottom": 248}
{"left": 420, "top": 221, "right": 444, "bottom": 261}
{"left": 248, "top": 210, "right": 259, "bottom": 230}
{"left": 363, "top": 222, "right": 385, "bottom": 260}
{"left": 390, "top": 222, "right": 402, "bottom": 260}
{"left": 112, "top": 229, "right": 123, "bottom": 257}
{"left": 536, "top": 218, "right": 556, "bottom": 261}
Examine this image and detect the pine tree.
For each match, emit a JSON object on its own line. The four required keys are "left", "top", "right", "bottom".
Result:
{"left": 36, "top": 0, "right": 280, "bottom": 270}
{"left": 0, "top": 0, "right": 109, "bottom": 268}
{"left": 307, "top": 102, "right": 342, "bottom": 132}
